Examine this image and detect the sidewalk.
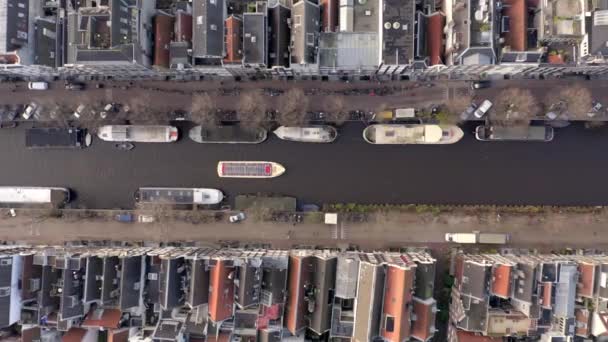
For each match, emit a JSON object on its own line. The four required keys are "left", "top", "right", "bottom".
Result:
{"left": 1, "top": 210, "right": 607, "bottom": 249}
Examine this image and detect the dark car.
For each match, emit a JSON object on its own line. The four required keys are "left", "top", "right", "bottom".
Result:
{"left": 65, "top": 82, "right": 85, "bottom": 90}
{"left": 0, "top": 106, "right": 17, "bottom": 128}
{"left": 471, "top": 80, "right": 491, "bottom": 89}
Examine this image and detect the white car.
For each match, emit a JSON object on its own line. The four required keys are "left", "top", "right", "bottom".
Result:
{"left": 22, "top": 102, "right": 38, "bottom": 120}
{"left": 138, "top": 215, "right": 155, "bottom": 223}
{"left": 229, "top": 212, "right": 246, "bottom": 223}
{"left": 28, "top": 82, "right": 49, "bottom": 90}
{"left": 73, "top": 104, "right": 86, "bottom": 119}
{"left": 473, "top": 100, "right": 493, "bottom": 119}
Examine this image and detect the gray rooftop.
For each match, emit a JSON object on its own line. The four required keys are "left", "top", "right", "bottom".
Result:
{"left": 591, "top": 10, "right": 608, "bottom": 56}
{"left": 60, "top": 268, "right": 85, "bottom": 320}
{"left": 513, "top": 262, "right": 536, "bottom": 303}
{"left": 381, "top": 0, "right": 415, "bottom": 65}
{"left": 461, "top": 261, "right": 491, "bottom": 300}
{"left": 554, "top": 263, "right": 577, "bottom": 318}
{"left": 457, "top": 295, "right": 489, "bottom": 332}
{"left": 0, "top": 0, "right": 29, "bottom": 53}
{"left": 234, "top": 261, "right": 262, "bottom": 309}
{"left": 352, "top": 262, "right": 384, "bottom": 342}
{"left": 153, "top": 319, "right": 185, "bottom": 340}
{"left": 34, "top": 17, "right": 63, "bottom": 68}
{"left": 100, "top": 256, "right": 120, "bottom": 306}
{"left": 268, "top": 4, "right": 291, "bottom": 67}
{"left": 0, "top": 257, "right": 13, "bottom": 327}
{"left": 83, "top": 256, "right": 102, "bottom": 303}
{"left": 260, "top": 265, "right": 287, "bottom": 306}
{"left": 243, "top": 13, "right": 267, "bottom": 66}
{"left": 414, "top": 260, "right": 436, "bottom": 300}
{"left": 192, "top": 0, "right": 226, "bottom": 59}
{"left": 160, "top": 258, "right": 185, "bottom": 310}
{"left": 186, "top": 259, "right": 209, "bottom": 307}
{"left": 310, "top": 256, "right": 338, "bottom": 335}
{"left": 291, "top": 0, "right": 321, "bottom": 65}
{"left": 335, "top": 256, "right": 359, "bottom": 299}
{"left": 351, "top": 0, "right": 379, "bottom": 33}
{"left": 119, "top": 255, "right": 143, "bottom": 311}
{"left": 318, "top": 32, "right": 379, "bottom": 70}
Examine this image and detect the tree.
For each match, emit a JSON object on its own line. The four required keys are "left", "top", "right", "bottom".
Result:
{"left": 549, "top": 87, "right": 592, "bottom": 119}
{"left": 237, "top": 90, "right": 268, "bottom": 129}
{"left": 190, "top": 93, "right": 219, "bottom": 126}
{"left": 276, "top": 88, "right": 309, "bottom": 126}
{"left": 491, "top": 88, "right": 539, "bottom": 126}
{"left": 326, "top": 96, "right": 349, "bottom": 125}
{"left": 126, "top": 93, "right": 170, "bottom": 125}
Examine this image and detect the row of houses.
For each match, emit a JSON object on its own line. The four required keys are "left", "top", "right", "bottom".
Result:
{"left": 2, "top": 0, "right": 607, "bottom": 76}
{"left": 449, "top": 250, "right": 608, "bottom": 342}
{"left": 0, "top": 245, "right": 437, "bottom": 342}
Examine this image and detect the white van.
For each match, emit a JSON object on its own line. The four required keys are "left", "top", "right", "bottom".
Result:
{"left": 28, "top": 82, "right": 49, "bottom": 90}
{"left": 473, "top": 100, "right": 493, "bottom": 119}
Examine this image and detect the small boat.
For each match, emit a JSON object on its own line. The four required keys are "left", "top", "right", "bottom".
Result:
{"left": 189, "top": 125, "right": 267, "bottom": 144}
{"left": 362, "top": 124, "right": 464, "bottom": 145}
{"left": 273, "top": 125, "right": 338, "bottom": 143}
{"left": 115, "top": 142, "right": 134, "bottom": 151}
{"left": 217, "top": 161, "right": 286, "bottom": 178}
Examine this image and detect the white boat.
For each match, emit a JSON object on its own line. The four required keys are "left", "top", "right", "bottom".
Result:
{"left": 0, "top": 187, "right": 70, "bottom": 205}
{"left": 97, "top": 125, "right": 178, "bottom": 143}
{"left": 273, "top": 125, "right": 338, "bottom": 143}
{"left": 135, "top": 187, "right": 224, "bottom": 205}
{"left": 217, "top": 161, "right": 286, "bottom": 178}
{"left": 362, "top": 124, "right": 464, "bottom": 145}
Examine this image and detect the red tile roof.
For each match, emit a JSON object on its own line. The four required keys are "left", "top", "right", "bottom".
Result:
{"left": 491, "top": 264, "right": 512, "bottom": 299}
{"left": 154, "top": 14, "right": 174, "bottom": 68}
{"left": 456, "top": 331, "right": 502, "bottom": 341}
{"left": 381, "top": 265, "right": 415, "bottom": 342}
{"left": 541, "top": 282, "right": 553, "bottom": 309}
{"left": 575, "top": 308, "right": 591, "bottom": 337}
{"left": 321, "top": 0, "right": 339, "bottom": 32}
{"left": 577, "top": 262, "right": 595, "bottom": 298}
{"left": 285, "top": 255, "right": 312, "bottom": 334}
{"left": 108, "top": 329, "right": 129, "bottom": 342}
{"left": 175, "top": 12, "right": 193, "bottom": 43}
{"left": 224, "top": 16, "right": 243, "bottom": 63}
{"left": 411, "top": 298, "right": 436, "bottom": 341}
{"left": 426, "top": 12, "right": 445, "bottom": 65}
{"left": 82, "top": 308, "right": 122, "bottom": 329}
{"left": 503, "top": 0, "right": 527, "bottom": 51}
{"left": 209, "top": 259, "right": 235, "bottom": 322}
{"left": 62, "top": 328, "right": 87, "bottom": 342}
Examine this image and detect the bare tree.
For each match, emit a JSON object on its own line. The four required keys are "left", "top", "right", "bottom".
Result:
{"left": 237, "top": 90, "right": 268, "bottom": 129}
{"left": 491, "top": 88, "right": 539, "bottom": 126}
{"left": 554, "top": 87, "right": 592, "bottom": 119}
{"left": 190, "top": 93, "right": 219, "bottom": 126}
{"left": 326, "top": 96, "right": 349, "bottom": 125}
{"left": 276, "top": 88, "right": 309, "bottom": 126}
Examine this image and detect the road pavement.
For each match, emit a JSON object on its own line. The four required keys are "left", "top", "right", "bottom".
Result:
{"left": 0, "top": 120, "right": 608, "bottom": 208}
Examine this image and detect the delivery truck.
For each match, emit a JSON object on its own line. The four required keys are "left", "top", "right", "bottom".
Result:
{"left": 445, "top": 231, "right": 510, "bottom": 244}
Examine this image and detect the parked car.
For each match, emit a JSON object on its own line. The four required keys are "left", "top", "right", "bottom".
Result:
{"left": 22, "top": 102, "right": 38, "bottom": 120}
{"left": 28, "top": 82, "right": 49, "bottom": 90}
{"left": 473, "top": 100, "right": 493, "bottom": 119}
{"left": 73, "top": 104, "right": 86, "bottom": 119}
{"left": 229, "top": 212, "right": 246, "bottom": 223}
{"left": 588, "top": 101, "right": 603, "bottom": 117}
{"left": 65, "top": 82, "right": 85, "bottom": 91}
{"left": 115, "top": 213, "right": 134, "bottom": 222}
{"left": 100, "top": 103, "right": 116, "bottom": 119}
{"left": 138, "top": 215, "right": 156, "bottom": 223}
{"left": 460, "top": 103, "right": 478, "bottom": 121}
{"left": 471, "top": 80, "right": 491, "bottom": 89}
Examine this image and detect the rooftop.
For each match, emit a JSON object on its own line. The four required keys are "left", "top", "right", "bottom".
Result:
{"left": 242, "top": 13, "right": 267, "bottom": 66}
{"left": 381, "top": 0, "right": 415, "bottom": 65}
{"left": 318, "top": 32, "right": 379, "bottom": 70}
